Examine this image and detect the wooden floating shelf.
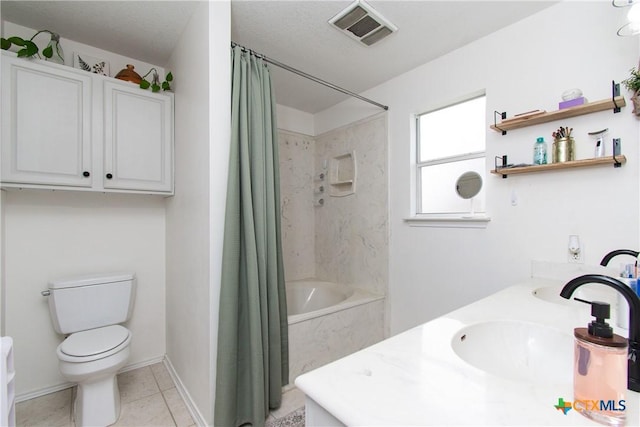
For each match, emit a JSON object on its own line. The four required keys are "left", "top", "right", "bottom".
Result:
{"left": 491, "top": 156, "right": 626, "bottom": 178}
{"left": 490, "top": 96, "right": 626, "bottom": 133}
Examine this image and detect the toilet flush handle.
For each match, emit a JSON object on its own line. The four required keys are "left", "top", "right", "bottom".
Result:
{"left": 41, "top": 290, "right": 50, "bottom": 296}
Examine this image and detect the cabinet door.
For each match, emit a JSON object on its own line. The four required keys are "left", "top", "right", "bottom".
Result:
{"left": 1, "top": 56, "right": 93, "bottom": 187}
{"left": 103, "top": 81, "right": 173, "bottom": 193}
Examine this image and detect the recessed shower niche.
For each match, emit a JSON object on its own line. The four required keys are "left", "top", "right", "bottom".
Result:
{"left": 329, "top": 151, "right": 357, "bottom": 197}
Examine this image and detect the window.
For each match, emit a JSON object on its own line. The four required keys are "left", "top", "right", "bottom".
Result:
{"left": 416, "top": 95, "right": 486, "bottom": 216}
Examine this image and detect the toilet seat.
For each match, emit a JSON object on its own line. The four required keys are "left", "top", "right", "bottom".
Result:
{"left": 57, "top": 325, "right": 131, "bottom": 363}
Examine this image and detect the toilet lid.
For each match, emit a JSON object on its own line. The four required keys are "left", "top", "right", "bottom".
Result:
{"left": 60, "top": 325, "right": 129, "bottom": 357}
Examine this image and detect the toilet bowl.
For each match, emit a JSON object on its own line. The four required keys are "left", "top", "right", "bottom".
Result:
{"left": 57, "top": 325, "right": 132, "bottom": 426}
{"left": 44, "top": 273, "right": 136, "bottom": 427}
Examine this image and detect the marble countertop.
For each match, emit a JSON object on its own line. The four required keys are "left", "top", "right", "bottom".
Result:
{"left": 295, "top": 274, "right": 640, "bottom": 426}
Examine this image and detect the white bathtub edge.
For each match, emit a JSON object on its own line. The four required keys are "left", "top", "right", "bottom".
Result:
{"left": 287, "top": 288, "right": 385, "bottom": 325}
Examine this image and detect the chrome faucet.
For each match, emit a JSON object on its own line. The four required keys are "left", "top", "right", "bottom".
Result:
{"left": 600, "top": 249, "right": 639, "bottom": 267}
{"left": 560, "top": 274, "right": 640, "bottom": 392}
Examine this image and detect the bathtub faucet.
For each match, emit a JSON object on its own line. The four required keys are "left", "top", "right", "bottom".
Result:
{"left": 560, "top": 274, "right": 640, "bottom": 392}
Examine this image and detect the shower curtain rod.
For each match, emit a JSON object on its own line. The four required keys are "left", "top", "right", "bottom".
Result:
{"left": 231, "top": 41, "right": 389, "bottom": 111}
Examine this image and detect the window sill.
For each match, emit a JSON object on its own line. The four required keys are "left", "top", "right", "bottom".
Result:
{"left": 404, "top": 215, "right": 491, "bottom": 229}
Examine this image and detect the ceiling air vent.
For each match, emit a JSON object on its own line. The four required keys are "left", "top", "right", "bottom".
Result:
{"left": 329, "top": 0, "right": 397, "bottom": 47}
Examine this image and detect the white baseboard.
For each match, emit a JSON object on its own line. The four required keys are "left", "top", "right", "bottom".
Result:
{"left": 15, "top": 381, "right": 74, "bottom": 403}
{"left": 119, "top": 355, "right": 165, "bottom": 373}
{"left": 164, "top": 355, "right": 207, "bottom": 426}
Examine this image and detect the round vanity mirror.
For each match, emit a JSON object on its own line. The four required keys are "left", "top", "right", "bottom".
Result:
{"left": 455, "top": 171, "right": 483, "bottom": 200}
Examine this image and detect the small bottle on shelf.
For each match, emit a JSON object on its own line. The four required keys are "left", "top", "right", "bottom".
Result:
{"left": 533, "top": 137, "right": 548, "bottom": 165}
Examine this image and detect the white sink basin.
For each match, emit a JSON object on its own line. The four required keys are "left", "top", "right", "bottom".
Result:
{"left": 451, "top": 320, "right": 573, "bottom": 384}
{"left": 532, "top": 284, "right": 617, "bottom": 306}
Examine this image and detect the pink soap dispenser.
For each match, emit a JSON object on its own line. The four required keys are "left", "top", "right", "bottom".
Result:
{"left": 573, "top": 299, "right": 627, "bottom": 426}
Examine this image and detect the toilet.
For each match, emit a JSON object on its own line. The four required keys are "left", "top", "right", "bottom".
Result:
{"left": 44, "top": 272, "right": 136, "bottom": 427}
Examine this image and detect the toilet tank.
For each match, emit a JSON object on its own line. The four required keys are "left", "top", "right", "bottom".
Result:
{"left": 47, "top": 272, "right": 136, "bottom": 334}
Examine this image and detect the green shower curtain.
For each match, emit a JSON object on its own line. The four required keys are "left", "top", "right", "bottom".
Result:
{"left": 215, "top": 46, "right": 289, "bottom": 426}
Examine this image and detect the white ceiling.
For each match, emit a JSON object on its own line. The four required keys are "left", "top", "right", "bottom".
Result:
{"left": 231, "top": 1, "right": 557, "bottom": 113}
{"left": 1, "top": 0, "right": 557, "bottom": 113}
{"left": 0, "top": 1, "right": 201, "bottom": 65}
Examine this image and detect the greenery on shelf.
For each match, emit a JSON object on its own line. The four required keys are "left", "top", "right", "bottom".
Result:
{"left": 622, "top": 65, "right": 640, "bottom": 115}
{"left": 622, "top": 66, "right": 640, "bottom": 92}
{"left": 140, "top": 68, "right": 173, "bottom": 92}
{"left": 0, "top": 30, "right": 63, "bottom": 62}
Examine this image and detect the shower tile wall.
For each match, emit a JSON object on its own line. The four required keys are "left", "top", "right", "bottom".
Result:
{"left": 278, "top": 130, "right": 316, "bottom": 281}
{"left": 314, "top": 114, "right": 388, "bottom": 295}
{"left": 278, "top": 113, "right": 388, "bottom": 296}
{"left": 279, "top": 113, "right": 389, "bottom": 381}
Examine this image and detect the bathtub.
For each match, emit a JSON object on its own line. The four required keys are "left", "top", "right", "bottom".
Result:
{"left": 286, "top": 280, "right": 356, "bottom": 323}
{"left": 285, "top": 279, "right": 385, "bottom": 382}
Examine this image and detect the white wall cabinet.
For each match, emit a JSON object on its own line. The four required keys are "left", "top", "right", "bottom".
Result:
{"left": 1, "top": 55, "right": 93, "bottom": 188}
{"left": 1, "top": 52, "right": 174, "bottom": 195}
{"left": 103, "top": 81, "right": 173, "bottom": 192}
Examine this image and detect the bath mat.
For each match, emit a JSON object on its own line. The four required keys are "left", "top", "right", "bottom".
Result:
{"left": 266, "top": 407, "right": 305, "bottom": 427}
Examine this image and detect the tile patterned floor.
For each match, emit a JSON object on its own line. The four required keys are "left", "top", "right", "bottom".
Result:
{"left": 15, "top": 363, "right": 306, "bottom": 427}
{"left": 15, "top": 362, "right": 195, "bottom": 427}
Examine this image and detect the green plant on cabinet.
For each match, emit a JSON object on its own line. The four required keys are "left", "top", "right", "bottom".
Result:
{"left": 2, "top": 31, "right": 174, "bottom": 93}
{"left": 1, "top": 30, "right": 64, "bottom": 62}
{"left": 140, "top": 68, "right": 173, "bottom": 93}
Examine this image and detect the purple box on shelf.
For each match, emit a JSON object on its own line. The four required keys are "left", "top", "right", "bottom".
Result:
{"left": 559, "top": 97, "right": 586, "bottom": 109}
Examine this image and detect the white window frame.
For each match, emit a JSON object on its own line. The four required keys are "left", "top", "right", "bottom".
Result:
{"left": 407, "top": 92, "right": 490, "bottom": 228}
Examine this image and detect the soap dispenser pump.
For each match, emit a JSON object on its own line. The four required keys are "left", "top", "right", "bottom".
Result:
{"left": 573, "top": 298, "right": 627, "bottom": 426}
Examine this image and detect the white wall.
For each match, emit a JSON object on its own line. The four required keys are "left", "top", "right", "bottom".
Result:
{"left": 165, "top": 1, "right": 230, "bottom": 424}
{"left": 3, "top": 191, "right": 166, "bottom": 397}
{"left": 208, "top": 2, "right": 231, "bottom": 423}
{"left": 2, "top": 21, "right": 165, "bottom": 79}
{"left": 1, "top": 21, "right": 169, "bottom": 399}
{"left": 1, "top": 3, "right": 231, "bottom": 420}
{"left": 0, "top": 191, "right": 4, "bottom": 337}
{"left": 277, "top": 104, "right": 315, "bottom": 136}
{"left": 314, "top": 2, "right": 640, "bottom": 334}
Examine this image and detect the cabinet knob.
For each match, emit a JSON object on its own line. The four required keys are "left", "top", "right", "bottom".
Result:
{"left": 106, "top": 173, "right": 113, "bottom": 179}
{"left": 83, "top": 171, "right": 90, "bottom": 177}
